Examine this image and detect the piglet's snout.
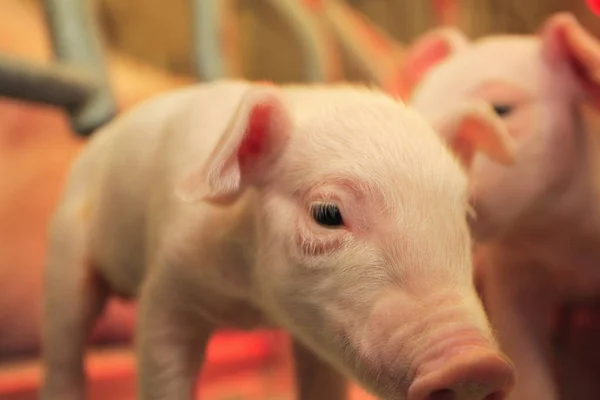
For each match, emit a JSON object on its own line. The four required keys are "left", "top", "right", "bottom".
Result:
{"left": 408, "top": 344, "right": 515, "bottom": 400}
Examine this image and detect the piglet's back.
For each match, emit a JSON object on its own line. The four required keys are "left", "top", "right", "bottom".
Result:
{"left": 80, "top": 81, "right": 253, "bottom": 195}
{"left": 56, "top": 81, "right": 252, "bottom": 293}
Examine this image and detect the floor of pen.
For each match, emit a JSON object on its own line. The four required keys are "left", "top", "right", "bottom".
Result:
{"left": 0, "top": 330, "right": 375, "bottom": 400}
{"left": 0, "top": 306, "right": 599, "bottom": 400}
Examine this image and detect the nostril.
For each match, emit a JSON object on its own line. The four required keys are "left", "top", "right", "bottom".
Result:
{"left": 484, "top": 391, "right": 505, "bottom": 400}
{"left": 428, "top": 389, "right": 455, "bottom": 400}
{"left": 410, "top": 346, "right": 515, "bottom": 400}
{"left": 427, "top": 389, "right": 505, "bottom": 400}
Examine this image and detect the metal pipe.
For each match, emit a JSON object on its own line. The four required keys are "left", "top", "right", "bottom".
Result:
{"left": 265, "top": 0, "right": 329, "bottom": 82}
{"left": 42, "top": 0, "right": 116, "bottom": 136}
{"left": 191, "top": 0, "right": 330, "bottom": 83}
{"left": 320, "top": 0, "right": 389, "bottom": 85}
{"left": 192, "top": 0, "right": 226, "bottom": 81}
{"left": 0, "top": 55, "right": 96, "bottom": 111}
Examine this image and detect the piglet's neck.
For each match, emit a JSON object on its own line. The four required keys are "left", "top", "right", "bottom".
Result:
{"left": 503, "top": 103, "right": 600, "bottom": 251}
{"left": 215, "top": 189, "right": 261, "bottom": 268}
{"left": 545, "top": 104, "right": 600, "bottom": 233}
{"left": 175, "top": 189, "right": 261, "bottom": 302}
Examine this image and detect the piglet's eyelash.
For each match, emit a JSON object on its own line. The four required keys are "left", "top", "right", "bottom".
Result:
{"left": 297, "top": 230, "right": 346, "bottom": 256}
{"left": 310, "top": 202, "right": 336, "bottom": 216}
{"left": 309, "top": 202, "right": 345, "bottom": 228}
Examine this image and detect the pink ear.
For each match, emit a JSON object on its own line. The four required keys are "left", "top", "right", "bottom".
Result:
{"left": 432, "top": 0, "right": 459, "bottom": 26}
{"left": 540, "top": 13, "right": 600, "bottom": 109}
{"left": 400, "top": 27, "right": 470, "bottom": 98}
{"left": 436, "top": 101, "right": 516, "bottom": 168}
{"left": 176, "top": 86, "right": 291, "bottom": 204}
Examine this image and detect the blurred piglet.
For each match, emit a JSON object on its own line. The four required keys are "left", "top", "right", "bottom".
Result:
{"left": 0, "top": 0, "right": 191, "bottom": 358}
{"left": 403, "top": 12, "right": 600, "bottom": 400}
{"left": 41, "top": 80, "right": 515, "bottom": 400}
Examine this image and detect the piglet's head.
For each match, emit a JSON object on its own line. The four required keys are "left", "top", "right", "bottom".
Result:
{"left": 404, "top": 13, "right": 600, "bottom": 240}
{"left": 177, "top": 85, "right": 514, "bottom": 399}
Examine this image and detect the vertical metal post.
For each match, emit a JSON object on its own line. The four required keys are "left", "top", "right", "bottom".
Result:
{"left": 265, "top": 0, "right": 329, "bottom": 82}
{"left": 192, "top": 0, "right": 330, "bottom": 83}
{"left": 192, "top": 0, "right": 227, "bottom": 81}
{"left": 42, "top": 0, "right": 116, "bottom": 136}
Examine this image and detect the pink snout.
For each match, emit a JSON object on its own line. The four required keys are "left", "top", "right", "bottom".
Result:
{"left": 408, "top": 347, "right": 515, "bottom": 400}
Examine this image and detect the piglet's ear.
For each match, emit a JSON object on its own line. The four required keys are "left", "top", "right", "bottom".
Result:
{"left": 176, "top": 86, "right": 292, "bottom": 204}
{"left": 540, "top": 13, "right": 600, "bottom": 109}
{"left": 400, "top": 27, "right": 470, "bottom": 99}
{"left": 437, "top": 101, "right": 516, "bottom": 169}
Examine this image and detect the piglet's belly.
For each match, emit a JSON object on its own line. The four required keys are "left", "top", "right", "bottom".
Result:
{"left": 89, "top": 220, "right": 149, "bottom": 298}
{"left": 93, "top": 255, "right": 145, "bottom": 299}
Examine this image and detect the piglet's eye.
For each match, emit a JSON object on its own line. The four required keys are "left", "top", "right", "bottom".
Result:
{"left": 492, "top": 104, "right": 514, "bottom": 117}
{"left": 311, "top": 202, "right": 344, "bottom": 228}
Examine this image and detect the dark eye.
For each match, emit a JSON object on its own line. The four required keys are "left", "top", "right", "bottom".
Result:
{"left": 492, "top": 104, "right": 514, "bottom": 117}
{"left": 311, "top": 202, "right": 344, "bottom": 228}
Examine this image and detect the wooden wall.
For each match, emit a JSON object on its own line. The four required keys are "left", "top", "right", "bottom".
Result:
{"left": 456, "top": 0, "right": 600, "bottom": 38}
{"left": 32, "top": 0, "right": 600, "bottom": 80}
{"left": 97, "top": 0, "right": 313, "bottom": 81}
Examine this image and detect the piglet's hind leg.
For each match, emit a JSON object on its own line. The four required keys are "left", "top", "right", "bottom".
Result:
{"left": 40, "top": 206, "right": 109, "bottom": 400}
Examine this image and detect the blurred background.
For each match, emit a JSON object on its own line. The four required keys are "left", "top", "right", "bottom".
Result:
{"left": 0, "top": 0, "right": 599, "bottom": 399}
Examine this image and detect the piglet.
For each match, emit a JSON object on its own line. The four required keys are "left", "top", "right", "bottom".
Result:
{"left": 40, "top": 80, "right": 515, "bottom": 400}
{"left": 403, "top": 12, "right": 600, "bottom": 400}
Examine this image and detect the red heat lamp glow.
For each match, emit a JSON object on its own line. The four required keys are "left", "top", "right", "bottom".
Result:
{"left": 588, "top": 0, "right": 600, "bottom": 16}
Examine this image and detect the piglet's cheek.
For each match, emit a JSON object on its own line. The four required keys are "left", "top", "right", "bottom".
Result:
{"left": 469, "top": 82, "right": 537, "bottom": 141}
{"left": 294, "top": 223, "right": 348, "bottom": 257}
{"left": 296, "top": 234, "right": 346, "bottom": 257}
{"left": 286, "top": 213, "right": 345, "bottom": 259}
{"left": 504, "top": 103, "right": 538, "bottom": 141}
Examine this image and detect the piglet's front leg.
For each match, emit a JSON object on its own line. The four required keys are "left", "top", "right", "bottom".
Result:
{"left": 293, "top": 339, "right": 348, "bottom": 400}
{"left": 136, "top": 266, "right": 214, "bottom": 400}
{"left": 476, "top": 246, "right": 559, "bottom": 400}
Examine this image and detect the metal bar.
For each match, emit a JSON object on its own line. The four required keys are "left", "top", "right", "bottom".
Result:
{"left": 319, "top": 0, "right": 406, "bottom": 90}
{"left": 265, "top": 0, "right": 329, "bottom": 82}
{"left": 0, "top": 54, "right": 96, "bottom": 111}
{"left": 42, "top": 0, "right": 116, "bottom": 136}
{"left": 192, "top": 0, "right": 226, "bottom": 81}
{"left": 191, "top": 0, "right": 330, "bottom": 83}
